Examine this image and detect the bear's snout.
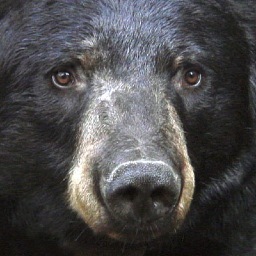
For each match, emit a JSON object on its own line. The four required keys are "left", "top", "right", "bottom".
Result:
{"left": 101, "top": 161, "right": 181, "bottom": 225}
{"left": 68, "top": 96, "right": 194, "bottom": 241}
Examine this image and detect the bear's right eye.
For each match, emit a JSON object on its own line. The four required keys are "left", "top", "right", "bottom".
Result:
{"left": 52, "top": 70, "right": 75, "bottom": 88}
{"left": 182, "top": 69, "right": 202, "bottom": 88}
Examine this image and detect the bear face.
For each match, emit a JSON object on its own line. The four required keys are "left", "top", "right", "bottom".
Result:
{"left": 0, "top": 0, "right": 255, "bottom": 255}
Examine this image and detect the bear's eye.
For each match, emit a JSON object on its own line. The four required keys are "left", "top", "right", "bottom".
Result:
{"left": 183, "top": 69, "right": 202, "bottom": 87}
{"left": 52, "top": 70, "right": 74, "bottom": 88}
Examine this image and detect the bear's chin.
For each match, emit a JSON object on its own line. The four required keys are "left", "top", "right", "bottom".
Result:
{"left": 91, "top": 213, "right": 176, "bottom": 244}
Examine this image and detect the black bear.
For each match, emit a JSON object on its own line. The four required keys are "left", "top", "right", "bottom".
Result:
{"left": 0, "top": 0, "right": 255, "bottom": 255}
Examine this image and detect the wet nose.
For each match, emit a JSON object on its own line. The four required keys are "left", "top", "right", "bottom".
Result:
{"left": 101, "top": 161, "right": 181, "bottom": 224}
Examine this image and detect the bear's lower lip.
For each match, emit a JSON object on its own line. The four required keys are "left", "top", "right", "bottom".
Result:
{"left": 107, "top": 229, "right": 164, "bottom": 243}
{"left": 105, "top": 219, "right": 173, "bottom": 243}
{"left": 95, "top": 207, "right": 177, "bottom": 243}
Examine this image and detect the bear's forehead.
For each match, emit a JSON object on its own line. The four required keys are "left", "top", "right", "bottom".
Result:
{"left": 15, "top": 0, "right": 228, "bottom": 46}
{"left": 4, "top": 0, "right": 240, "bottom": 76}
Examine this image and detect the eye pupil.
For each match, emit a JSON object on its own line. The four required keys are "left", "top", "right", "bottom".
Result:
{"left": 184, "top": 70, "right": 201, "bottom": 86}
{"left": 52, "top": 70, "right": 73, "bottom": 87}
{"left": 56, "top": 71, "right": 71, "bottom": 85}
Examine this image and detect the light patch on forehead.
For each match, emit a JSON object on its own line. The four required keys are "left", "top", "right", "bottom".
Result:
{"left": 97, "top": 79, "right": 121, "bottom": 103}
{"left": 96, "top": 76, "right": 126, "bottom": 103}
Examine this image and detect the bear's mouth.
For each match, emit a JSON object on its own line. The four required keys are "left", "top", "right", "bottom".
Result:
{"left": 97, "top": 206, "right": 178, "bottom": 243}
{"left": 106, "top": 221, "right": 172, "bottom": 243}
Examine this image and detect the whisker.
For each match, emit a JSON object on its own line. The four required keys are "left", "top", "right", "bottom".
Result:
{"left": 74, "top": 227, "right": 87, "bottom": 241}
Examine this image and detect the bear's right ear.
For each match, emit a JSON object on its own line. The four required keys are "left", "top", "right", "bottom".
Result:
{"left": 0, "top": 0, "right": 26, "bottom": 20}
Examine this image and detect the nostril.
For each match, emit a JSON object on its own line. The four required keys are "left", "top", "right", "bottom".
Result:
{"left": 151, "top": 186, "right": 178, "bottom": 216}
{"left": 117, "top": 186, "right": 139, "bottom": 202}
{"left": 151, "top": 186, "right": 177, "bottom": 207}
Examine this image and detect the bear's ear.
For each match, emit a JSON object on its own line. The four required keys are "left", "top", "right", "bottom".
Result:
{"left": 0, "top": 0, "right": 26, "bottom": 20}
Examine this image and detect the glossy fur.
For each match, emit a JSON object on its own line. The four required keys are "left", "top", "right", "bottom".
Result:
{"left": 0, "top": 0, "right": 255, "bottom": 255}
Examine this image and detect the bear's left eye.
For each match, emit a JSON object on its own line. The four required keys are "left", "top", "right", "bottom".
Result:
{"left": 182, "top": 69, "right": 202, "bottom": 87}
{"left": 52, "top": 70, "right": 74, "bottom": 88}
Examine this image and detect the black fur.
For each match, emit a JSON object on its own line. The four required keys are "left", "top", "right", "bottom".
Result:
{"left": 0, "top": 0, "right": 255, "bottom": 255}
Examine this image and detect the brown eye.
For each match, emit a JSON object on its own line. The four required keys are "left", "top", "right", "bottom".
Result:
{"left": 183, "top": 69, "right": 202, "bottom": 87}
{"left": 52, "top": 70, "right": 74, "bottom": 88}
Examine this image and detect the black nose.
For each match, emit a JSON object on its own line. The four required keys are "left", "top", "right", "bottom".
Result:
{"left": 101, "top": 161, "right": 181, "bottom": 224}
